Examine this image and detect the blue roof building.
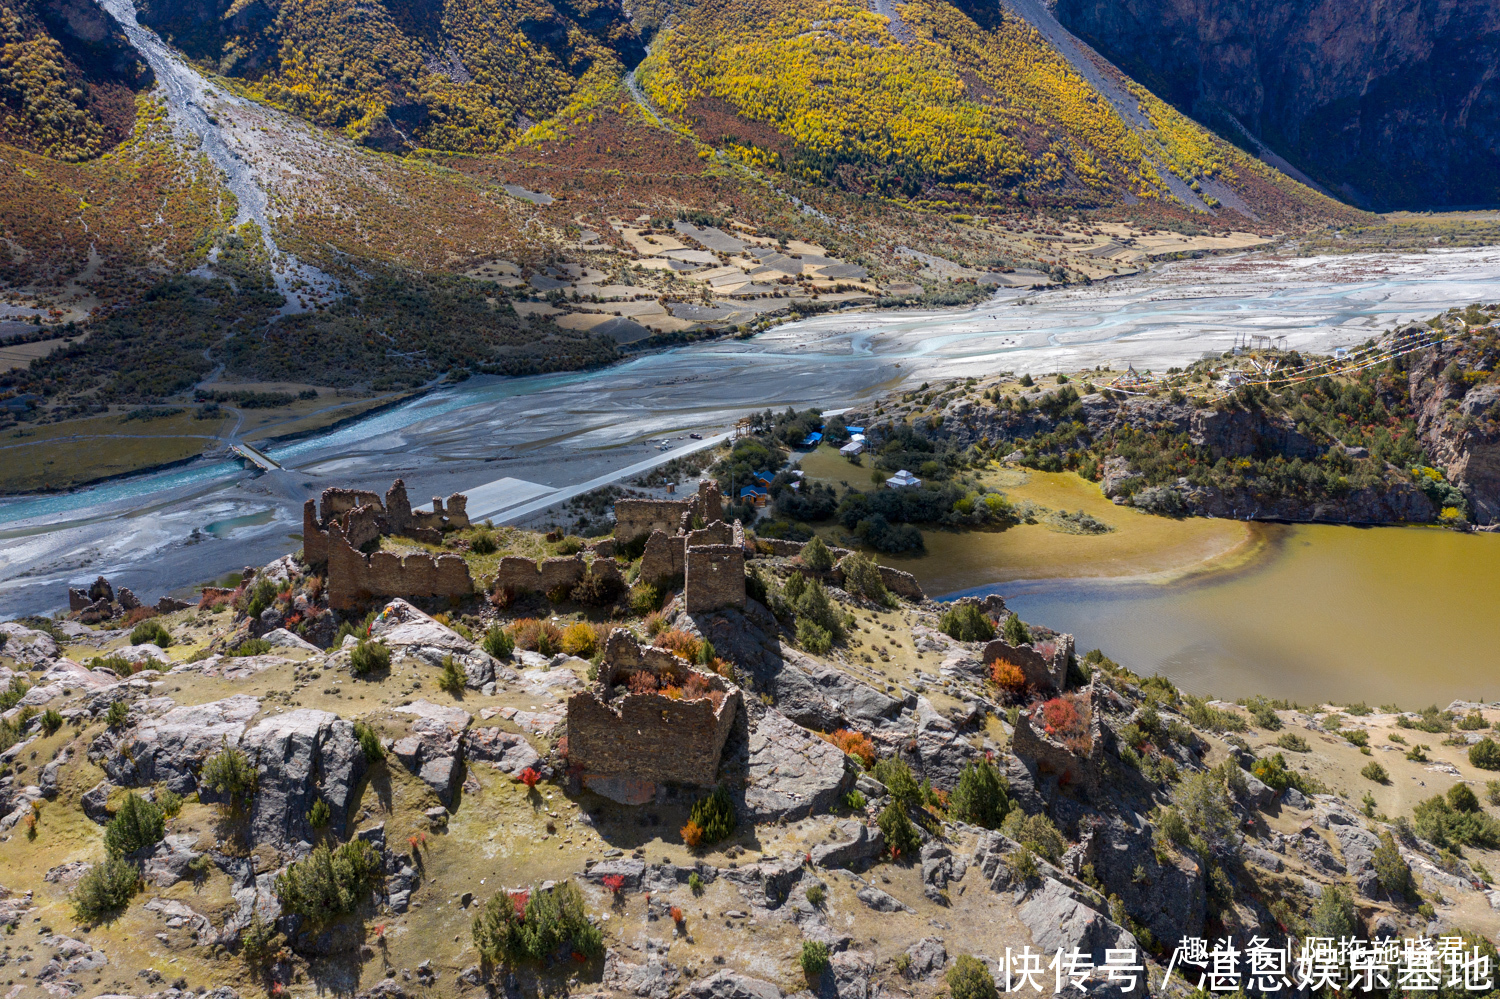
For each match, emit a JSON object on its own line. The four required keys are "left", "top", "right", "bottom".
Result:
{"left": 800, "top": 432, "right": 823, "bottom": 447}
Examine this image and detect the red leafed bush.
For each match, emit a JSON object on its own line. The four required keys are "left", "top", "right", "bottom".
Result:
{"left": 511, "top": 890, "right": 529, "bottom": 918}
{"left": 654, "top": 629, "right": 703, "bottom": 662}
{"left": 669, "top": 905, "right": 683, "bottom": 924}
{"left": 626, "top": 671, "right": 658, "bottom": 695}
{"left": 601, "top": 874, "right": 625, "bottom": 894}
{"left": 517, "top": 767, "right": 541, "bottom": 788}
{"left": 1039, "top": 694, "right": 1091, "bottom": 753}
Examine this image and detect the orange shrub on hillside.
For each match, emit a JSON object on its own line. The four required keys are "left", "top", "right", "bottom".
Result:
{"left": 990, "top": 658, "right": 1027, "bottom": 694}
{"left": 654, "top": 629, "right": 703, "bottom": 663}
{"left": 1039, "top": 694, "right": 1091, "bottom": 754}
{"left": 681, "top": 819, "right": 704, "bottom": 848}
{"left": 820, "top": 728, "right": 876, "bottom": 769}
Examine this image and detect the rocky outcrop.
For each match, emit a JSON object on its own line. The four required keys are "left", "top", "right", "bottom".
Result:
{"left": 742, "top": 708, "right": 854, "bottom": 821}
{"left": 368, "top": 598, "right": 512, "bottom": 688}
{"left": 1053, "top": 0, "right": 1500, "bottom": 210}
{"left": 240, "top": 709, "right": 369, "bottom": 846}
{"left": 391, "top": 700, "right": 471, "bottom": 807}
{"left": 89, "top": 694, "right": 261, "bottom": 794}
{"left": 1408, "top": 340, "right": 1500, "bottom": 525}
{"left": 1017, "top": 877, "right": 1138, "bottom": 966}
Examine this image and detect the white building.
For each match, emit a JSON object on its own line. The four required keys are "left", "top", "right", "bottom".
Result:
{"left": 840, "top": 440, "right": 864, "bottom": 456}
{"left": 886, "top": 469, "right": 922, "bottom": 489}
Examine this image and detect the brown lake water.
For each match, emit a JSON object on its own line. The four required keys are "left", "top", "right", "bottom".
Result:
{"left": 923, "top": 518, "right": 1500, "bottom": 707}
{"left": 821, "top": 462, "right": 1500, "bottom": 707}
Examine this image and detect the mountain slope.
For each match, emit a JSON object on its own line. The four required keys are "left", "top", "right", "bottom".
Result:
{"left": 1054, "top": 0, "right": 1500, "bottom": 211}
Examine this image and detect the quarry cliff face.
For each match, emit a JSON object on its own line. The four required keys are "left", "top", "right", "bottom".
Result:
{"left": 1053, "top": 0, "right": 1500, "bottom": 210}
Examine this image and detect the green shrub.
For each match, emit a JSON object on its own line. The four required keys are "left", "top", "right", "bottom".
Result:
{"left": 105, "top": 700, "right": 130, "bottom": 729}
{"left": 482, "top": 625, "right": 514, "bottom": 660}
{"left": 1242, "top": 696, "right": 1283, "bottom": 731}
{"left": 684, "top": 785, "right": 737, "bottom": 846}
{"left": 1471, "top": 739, "right": 1500, "bottom": 770}
{"left": 1361, "top": 761, "right": 1389, "bottom": 783}
{"left": 688, "top": 872, "right": 704, "bottom": 895}
{"left": 1008, "top": 844, "right": 1039, "bottom": 880}
{"left": 1373, "top": 830, "right": 1412, "bottom": 897}
{"left": 949, "top": 758, "right": 1010, "bottom": 829}
{"left": 308, "top": 798, "right": 332, "bottom": 828}
{"left": 1001, "top": 613, "right": 1031, "bottom": 647}
{"left": 801, "top": 536, "right": 834, "bottom": 572}
{"left": 947, "top": 954, "right": 997, "bottom": 999}
{"left": 0, "top": 676, "right": 28, "bottom": 710}
{"left": 104, "top": 793, "right": 165, "bottom": 858}
{"left": 872, "top": 757, "right": 921, "bottom": 810}
{"left": 805, "top": 883, "right": 826, "bottom": 907}
{"left": 1449, "top": 782, "right": 1482, "bottom": 813}
{"left": 200, "top": 745, "right": 257, "bottom": 810}
{"left": 796, "top": 617, "right": 833, "bottom": 654}
{"left": 878, "top": 801, "right": 921, "bottom": 859}
{"left": 40, "top": 708, "right": 63, "bottom": 735}
{"left": 1459, "top": 710, "right": 1489, "bottom": 731}
{"left": 1002, "top": 810, "right": 1065, "bottom": 864}
{"left": 1275, "top": 732, "right": 1310, "bottom": 753}
{"left": 229, "top": 638, "right": 273, "bottom": 657}
{"left": 156, "top": 786, "right": 183, "bottom": 818}
{"left": 839, "top": 552, "right": 891, "bottom": 603}
{"left": 349, "top": 639, "right": 390, "bottom": 675}
{"left": 470, "top": 529, "right": 498, "bottom": 555}
{"left": 129, "top": 620, "right": 172, "bottom": 648}
{"left": 1413, "top": 793, "right": 1500, "bottom": 849}
{"left": 353, "top": 720, "right": 384, "bottom": 761}
{"left": 274, "top": 840, "right": 382, "bottom": 925}
{"left": 1309, "top": 884, "right": 1356, "bottom": 939}
{"left": 243, "top": 578, "right": 279, "bottom": 620}
{"left": 438, "top": 655, "right": 466, "bottom": 695}
{"left": 72, "top": 857, "right": 141, "bottom": 922}
{"left": 629, "top": 582, "right": 662, "bottom": 615}
{"left": 841, "top": 790, "right": 866, "bottom": 812}
{"left": 240, "top": 914, "right": 284, "bottom": 968}
{"left": 800, "top": 939, "right": 830, "bottom": 977}
{"left": 1183, "top": 696, "right": 1247, "bottom": 733}
{"left": 1487, "top": 780, "right": 1500, "bottom": 807}
{"left": 939, "top": 603, "right": 995, "bottom": 642}
{"left": 472, "top": 881, "right": 602, "bottom": 966}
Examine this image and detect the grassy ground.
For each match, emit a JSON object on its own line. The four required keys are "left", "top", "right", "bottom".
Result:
{"left": 0, "top": 410, "right": 230, "bottom": 493}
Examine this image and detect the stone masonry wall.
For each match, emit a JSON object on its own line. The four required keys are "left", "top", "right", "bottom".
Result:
{"left": 684, "top": 520, "right": 747, "bottom": 614}
{"left": 640, "top": 530, "right": 685, "bottom": 587}
{"left": 325, "top": 524, "right": 474, "bottom": 609}
{"left": 614, "top": 480, "right": 723, "bottom": 542}
{"left": 567, "top": 631, "right": 742, "bottom": 787}
{"left": 305, "top": 480, "right": 470, "bottom": 566}
{"left": 1010, "top": 680, "right": 1105, "bottom": 794}
{"left": 982, "top": 636, "right": 1070, "bottom": 694}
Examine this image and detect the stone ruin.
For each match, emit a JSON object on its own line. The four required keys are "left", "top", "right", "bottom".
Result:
{"left": 565, "top": 630, "right": 743, "bottom": 803}
{"left": 303, "top": 479, "right": 475, "bottom": 609}
{"left": 613, "top": 480, "right": 723, "bottom": 544}
{"left": 1011, "top": 676, "right": 1106, "bottom": 795}
{"left": 625, "top": 481, "right": 748, "bottom": 614}
{"left": 304, "top": 478, "right": 470, "bottom": 564}
{"left": 66, "top": 575, "right": 190, "bottom": 623}
{"left": 982, "top": 632, "right": 1074, "bottom": 696}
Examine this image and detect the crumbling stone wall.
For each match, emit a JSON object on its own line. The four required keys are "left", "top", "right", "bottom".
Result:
{"left": 614, "top": 480, "right": 724, "bottom": 542}
{"left": 567, "top": 631, "right": 742, "bottom": 788}
{"left": 305, "top": 479, "right": 470, "bottom": 566}
{"left": 488, "top": 553, "right": 621, "bottom": 597}
{"left": 982, "top": 634, "right": 1072, "bottom": 693}
{"left": 684, "top": 521, "right": 746, "bottom": 614}
{"left": 640, "top": 530, "right": 686, "bottom": 587}
{"left": 325, "top": 525, "right": 474, "bottom": 609}
{"left": 1011, "top": 679, "right": 1105, "bottom": 794}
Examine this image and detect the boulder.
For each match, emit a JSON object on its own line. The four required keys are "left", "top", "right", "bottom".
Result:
{"left": 907, "top": 697, "right": 979, "bottom": 791}
{"left": 1018, "top": 877, "right": 1138, "bottom": 966}
{"left": 369, "top": 598, "right": 512, "bottom": 688}
{"left": 921, "top": 841, "right": 953, "bottom": 902}
{"left": 686, "top": 970, "right": 783, "bottom": 999}
{"left": 143, "top": 835, "right": 204, "bottom": 888}
{"left": 1332, "top": 822, "right": 1384, "bottom": 897}
{"left": 0, "top": 623, "right": 59, "bottom": 667}
{"left": 604, "top": 950, "right": 681, "bottom": 999}
{"left": 905, "top": 937, "right": 947, "bottom": 979}
{"left": 743, "top": 708, "right": 854, "bottom": 821}
{"left": 465, "top": 727, "right": 541, "bottom": 776}
{"left": 809, "top": 820, "right": 884, "bottom": 869}
{"left": 241, "top": 709, "right": 368, "bottom": 846}
{"left": 854, "top": 883, "right": 913, "bottom": 913}
{"left": 88, "top": 694, "right": 260, "bottom": 794}
{"left": 391, "top": 700, "right": 471, "bottom": 806}
{"left": 261, "top": 628, "right": 322, "bottom": 653}
{"left": 81, "top": 781, "right": 113, "bottom": 824}
{"left": 1295, "top": 827, "right": 1346, "bottom": 877}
